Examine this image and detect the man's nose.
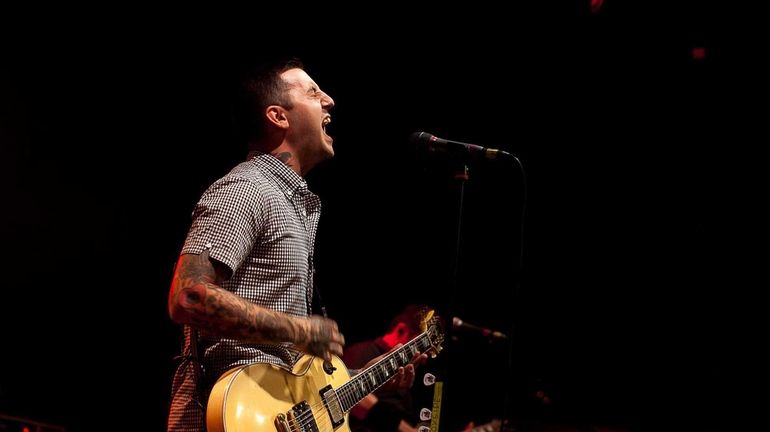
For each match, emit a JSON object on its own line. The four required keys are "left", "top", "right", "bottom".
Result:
{"left": 321, "top": 91, "right": 335, "bottom": 109}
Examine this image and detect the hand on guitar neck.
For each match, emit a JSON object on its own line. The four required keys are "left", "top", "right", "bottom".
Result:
{"left": 367, "top": 342, "right": 429, "bottom": 393}
{"left": 349, "top": 343, "right": 429, "bottom": 426}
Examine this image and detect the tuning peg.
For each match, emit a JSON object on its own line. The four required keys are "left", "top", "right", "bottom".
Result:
{"left": 422, "top": 372, "right": 436, "bottom": 386}
{"left": 419, "top": 408, "right": 432, "bottom": 421}
{"left": 418, "top": 426, "right": 430, "bottom": 432}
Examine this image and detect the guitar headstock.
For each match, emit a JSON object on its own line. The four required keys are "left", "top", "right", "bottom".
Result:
{"left": 418, "top": 307, "right": 445, "bottom": 358}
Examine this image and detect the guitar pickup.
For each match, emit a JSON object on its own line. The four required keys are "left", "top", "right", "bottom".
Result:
{"left": 319, "top": 384, "right": 345, "bottom": 428}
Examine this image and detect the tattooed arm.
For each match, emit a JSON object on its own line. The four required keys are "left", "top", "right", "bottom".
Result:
{"left": 167, "top": 250, "right": 345, "bottom": 360}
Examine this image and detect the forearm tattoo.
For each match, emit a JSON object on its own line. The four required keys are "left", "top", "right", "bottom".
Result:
{"left": 170, "top": 252, "right": 304, "bottom": 343}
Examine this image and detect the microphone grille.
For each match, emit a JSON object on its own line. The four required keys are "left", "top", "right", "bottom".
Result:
{"left": 409, "top": 131, "right": 432, "bottom": 144}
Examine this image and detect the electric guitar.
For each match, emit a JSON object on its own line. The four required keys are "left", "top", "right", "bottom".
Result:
{"left": 206, "top": 309, "right": 445, "bottom": 432}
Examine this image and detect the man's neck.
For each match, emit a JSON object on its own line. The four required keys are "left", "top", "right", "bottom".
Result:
{"left": 250, "top": 141, "right": 307, "bottom": 176}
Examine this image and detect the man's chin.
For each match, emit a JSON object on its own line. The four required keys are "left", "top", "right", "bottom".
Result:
{"left": 310, "top": 147, "right": 334, "bottom": 168}
{"left": 322, "top": 141, "right": 335, "bottom": 158}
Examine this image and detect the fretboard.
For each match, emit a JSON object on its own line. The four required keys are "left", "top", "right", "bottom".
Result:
{"left": 336, "top": 331, "right": 432, "bottom": 412}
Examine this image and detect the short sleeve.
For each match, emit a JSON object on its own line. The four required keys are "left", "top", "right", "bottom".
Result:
{"left": 181, "top": 176, "right": 265, "bottom": 275}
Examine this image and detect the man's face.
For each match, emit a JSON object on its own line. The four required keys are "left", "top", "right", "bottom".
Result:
{"left": 281, "top": 68, "right": 335, "bottom": 164}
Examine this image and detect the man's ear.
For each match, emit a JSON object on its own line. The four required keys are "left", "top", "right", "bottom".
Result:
{"left": 265, "top": 105, "right": 289, "bottom": 129}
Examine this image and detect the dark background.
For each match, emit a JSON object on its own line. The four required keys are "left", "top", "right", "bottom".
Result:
{"left": 1, "top": 2, "right": 764, "bottom": 431}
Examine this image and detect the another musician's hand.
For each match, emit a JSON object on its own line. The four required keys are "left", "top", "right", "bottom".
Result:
{"left": 296, "top": 315, "right": 345, "bottom": 362}
{"left": 349, "top": 394, "right": 378, "bottom": 420}
{"left": 373, "top": 344, "right": 428, "bottom": 393}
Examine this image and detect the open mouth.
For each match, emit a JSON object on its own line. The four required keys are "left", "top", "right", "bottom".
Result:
{"left": 322, "top": 116, "right": 331, "bottom": 135}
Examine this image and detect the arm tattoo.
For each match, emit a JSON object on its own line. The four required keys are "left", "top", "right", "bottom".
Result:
{"left": 169, "top": 252, "right": 307, "bottom": 343}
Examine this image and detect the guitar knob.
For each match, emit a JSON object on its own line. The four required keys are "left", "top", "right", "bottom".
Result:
{"left": 419, "top": 408, "right": 432, "bottom": 421}
{"left": 422, "top": 373, "right": 436, "bottom": 386}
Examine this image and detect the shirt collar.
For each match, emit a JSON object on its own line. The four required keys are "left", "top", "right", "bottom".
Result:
{"left": 247, "top": 150, "right": 310, "bottom": 200}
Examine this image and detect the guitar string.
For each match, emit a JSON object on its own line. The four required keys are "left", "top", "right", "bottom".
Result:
{"left": 284, "top": 335, "right": 430, "bottom": 430}
{"left": 277, "top": 314, "right": 440, "bottom": 429}
{"left": 332, "top": 335, "right": 430, "bottom": 409}
{"left": 284, "top": 341, "right": 427, "bottom": 432}
{"left": 336, "top": 336, "right": 430, "bottom": 404}
{"left": 282, "top": 333, "right": 435, "bottom": 431}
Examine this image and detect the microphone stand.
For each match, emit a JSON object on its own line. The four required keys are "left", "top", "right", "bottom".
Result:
{"left": 450, "top": 164, "right": 469, "bottom": 297}
{"left": 501, "top": 156, "right": 527, "bottom": 432}
{"left": 428, "top": 152, "right": 526, "bottom": 432}
{"left": 448, "top": 157, "right": 527, "bottom": 432}
{"left": 432, "top": 163, "right": 469, "bottom": 432}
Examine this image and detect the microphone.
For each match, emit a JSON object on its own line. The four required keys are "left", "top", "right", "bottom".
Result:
{"left": 452, "top": 317, "right": 508, "bottom": 340}
{"left": 409, "top": 131, "right": 514, "bottom": 161}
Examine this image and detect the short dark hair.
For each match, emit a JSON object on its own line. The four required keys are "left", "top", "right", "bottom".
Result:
{"left": 389, "top": 304, "right": 428, "bottom": 335}
{"left": 231, "top": 56, "right": 304, "bottom": 143}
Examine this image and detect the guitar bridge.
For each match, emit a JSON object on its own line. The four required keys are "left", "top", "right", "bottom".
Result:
{"left": 275, "top": 400, "right": 319, "bottom": 432}
{"left": 319, "top": 384, "right": 345, "bottom": 428}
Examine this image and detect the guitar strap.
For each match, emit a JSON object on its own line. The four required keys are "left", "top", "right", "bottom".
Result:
{"left": 189, "top": 326, "right": 206, "bottom": 409}
{"left": 312, "top": 266, "right": 329, "bottom": 318}
{"left": 170, "top": 254, "right": 208, "bottom": 415}
{"left": 312, "top": 267, "right": 339, "bottom": 375}
{"left": 175, "top": 325, "right": 207, "bottom": 411}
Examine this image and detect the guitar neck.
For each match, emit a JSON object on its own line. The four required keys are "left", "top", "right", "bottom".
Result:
{"left": 336, "top": 332, "right": 432, "bottom": 412}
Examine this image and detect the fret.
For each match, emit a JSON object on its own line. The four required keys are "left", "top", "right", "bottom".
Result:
{"left": 405, "top": 344, "right": 415, "bottom": 357}
{"left": 338, "top": 325, "right": 442, "bottom": 413}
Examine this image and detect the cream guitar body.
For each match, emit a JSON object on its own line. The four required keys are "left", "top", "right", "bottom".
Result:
{"left": 207, "top": 355, "right": 351, "bottom": 432}
{"left": 207, "top": 310, "right": 444, "bottom": 432}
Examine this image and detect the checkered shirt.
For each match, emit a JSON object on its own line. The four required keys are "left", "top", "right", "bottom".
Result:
{"left": 168, "top": 151, "right": 321, "bottom": 431}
